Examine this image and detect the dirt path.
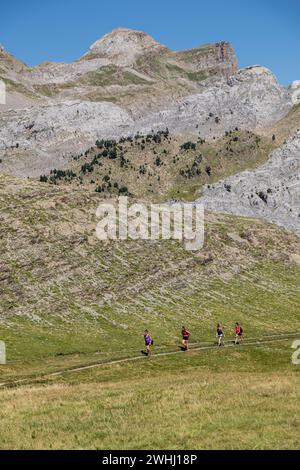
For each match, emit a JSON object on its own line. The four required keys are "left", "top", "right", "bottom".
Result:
{"left": 0, "top": 332, "right": 299, "bottom": 389}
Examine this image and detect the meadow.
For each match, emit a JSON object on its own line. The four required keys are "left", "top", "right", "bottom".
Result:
{"left": 0, "top": 174, "right": 299, "bottom": 449}
{"left": 0, "top": 340, "right": 299, "bottom": 449}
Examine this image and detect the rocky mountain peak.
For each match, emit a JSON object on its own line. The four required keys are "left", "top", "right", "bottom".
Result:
{"left": 84, "top": 28, "right": 168, "bottom": 65}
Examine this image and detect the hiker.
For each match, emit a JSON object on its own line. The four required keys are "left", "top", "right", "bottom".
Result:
{"left": 235, "top": 322, "right": 243, "bottom": 344}
{"left": 143, "top": 330, "right": 153, "bottom": 356}
{"left": 181, "top": 326, "right": 190, "bottom": 351}
{"left": 216, "top": 323, "right": 225, "bottom": 347}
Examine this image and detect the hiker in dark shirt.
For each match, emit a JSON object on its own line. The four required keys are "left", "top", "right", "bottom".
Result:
{"left": 216, "top": 323, "right": 225, "bottom": 347}
{"left": 143, "top": 330, "right": 153, "bottom": 356}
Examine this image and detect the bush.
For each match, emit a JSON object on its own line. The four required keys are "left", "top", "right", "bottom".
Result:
{"left": 109, "top": 149, "right": 117, "bottom": 159}
{"left": 81, "top": 163, "right": 93, "bottom": 173}
{"left": 119, "top": 186, "right": 129, "bottom": 195}
{"left": 180, "top": 141, "right": 196, "bottom": 151}
{"left": 205, "top": 166, "right": 212, "bottom": 176}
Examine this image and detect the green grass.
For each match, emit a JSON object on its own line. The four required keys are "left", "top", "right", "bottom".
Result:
{"left": 0, "top": 175, "right": 299, "bottom": 383}
{"left": 0, "top": 175, "right": 299, "bottom": 449}
{"left": 1, "top": 257, "right": 298, "bottom": 382}
{"left": 0, "top": 342, "right": 299, "bottom": 449}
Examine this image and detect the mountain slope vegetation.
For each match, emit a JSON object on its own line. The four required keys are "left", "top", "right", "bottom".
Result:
{"left": 0, "top": 174, "right": 299, "bottom": 374}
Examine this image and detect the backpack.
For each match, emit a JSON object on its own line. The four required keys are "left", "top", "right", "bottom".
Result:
{"left": 239, "top": 327, "right": 243, "bottom": 334}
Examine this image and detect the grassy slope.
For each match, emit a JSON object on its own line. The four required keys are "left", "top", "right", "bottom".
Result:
{"left": 40, "top": 129, "right": 275, "bottom": 201}
{"left": 0, "top": 80, "right": 299, "bottom": 451}
{"left": 263, "top": 103, "right": 300, "bottom": 143}
{"left": 0, "top": 168, "right": 299, "bottom": 449}
{"left": 0, "top": 174, "right": 299, "bottom": 373}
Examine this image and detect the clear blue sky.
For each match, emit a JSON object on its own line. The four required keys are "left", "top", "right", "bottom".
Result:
{"left": 1, "top": 0, "right": 299, "bottom": 85}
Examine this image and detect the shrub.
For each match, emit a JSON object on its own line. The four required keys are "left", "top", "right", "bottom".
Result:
{"left": 180, "top": 141, "right": 196, "bottom": 151}
{"left": 81, "top": 163, "right": 93, "bottom": 173}
{"left": 205, "top": 166, "right": 212, "bottom": 176}
{"left": 119, "top": 186, "right": 129, "bottom": 195}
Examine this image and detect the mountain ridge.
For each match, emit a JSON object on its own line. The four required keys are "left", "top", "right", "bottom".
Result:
{"left": 0, "top": 28, "right": 299, "bottom": 237}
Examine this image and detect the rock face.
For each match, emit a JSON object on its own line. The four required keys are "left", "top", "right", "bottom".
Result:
{"left": 0, "top": 101, "right": 134, "bottom": 177}
{"left": 173, "top": 41, "right": 237, "bottom": 78}
{"left": 199, "top": 131, "right": 300, "bottom": 236}
{"left": 0, "top": 52, "right": 293, "bottom": 177}
{"left": 290, "top": 80, "right": 300, "bottom": 105}
{"left": 134, "top": 66, "right": 291, "bottom": 136}
{"left": 0, "top": 100, "right": 133, "bottom": 150}
{"left": 0, "top": 68, "right": 289, "bottom": 177}
{"left": 0, "top": 79, "right": 5, "bottom": 105}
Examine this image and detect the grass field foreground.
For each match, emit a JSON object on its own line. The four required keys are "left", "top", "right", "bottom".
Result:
{"left": 0, "top": 341, "right": 299, "bottom": 449}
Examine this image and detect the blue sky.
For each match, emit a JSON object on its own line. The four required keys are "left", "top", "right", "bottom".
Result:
{"left": 1, "top": 0, "right": 299, "bottom": 85}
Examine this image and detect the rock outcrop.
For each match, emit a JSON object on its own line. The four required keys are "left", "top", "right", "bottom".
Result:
{"left": 134, "top": 66, "right": 291, "bottom": 136}
{"left": 0, "top": 25, "right": 293, "bottom": 174}
{"left": 173, "top": 40, "right": 237, "bottom": 78}
{"left": 83, "top": 28, "right": 169, "bottom": 66}
{"left": 199, "top": 131, "right": 300, "bottom": 236}
{"left": 0, "top": 62, "right": 292, "bottom": 177}
{"left": 0, "top": 100, "right": 134, "bottom": 177}
{"left": 290, "top": 80, "right": 300, "bottom": 105}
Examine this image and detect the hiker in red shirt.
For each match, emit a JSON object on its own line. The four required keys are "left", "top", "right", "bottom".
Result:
{"left": 235, "top": 322, "right": 243, "bottom": 345}
{"left": 181, "top": 326, "right": 190, "bottom": 351}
